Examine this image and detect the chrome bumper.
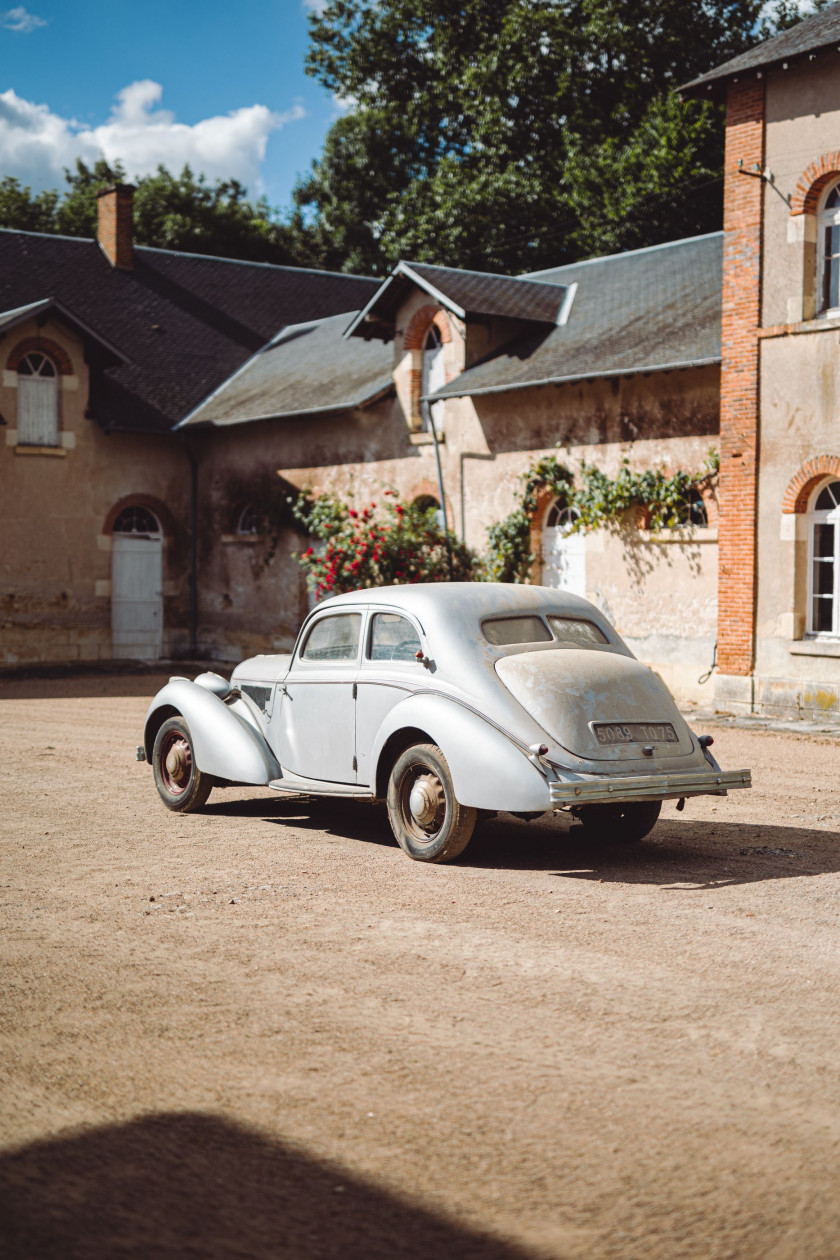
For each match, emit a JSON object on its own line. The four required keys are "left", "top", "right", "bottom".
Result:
{"left": 550, "top": 767, "right": 751, "bottom": 806}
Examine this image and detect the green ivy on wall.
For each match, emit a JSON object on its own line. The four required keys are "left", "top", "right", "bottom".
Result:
{"left": 483, "top": 449, "right": 719, "bottom": 584}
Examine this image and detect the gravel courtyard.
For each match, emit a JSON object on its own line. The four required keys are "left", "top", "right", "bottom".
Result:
{"left": 1, "top": 672, "right": 839, "bottom": 1259}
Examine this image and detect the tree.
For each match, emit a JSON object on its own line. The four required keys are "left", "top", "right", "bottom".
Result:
{"left": 296, "top": 0, "right": 828, "bottom": 273}
{"left": 0, "top": 158, "right": 305, "bottom": 266}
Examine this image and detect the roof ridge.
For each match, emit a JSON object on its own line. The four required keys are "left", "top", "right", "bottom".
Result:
{"left": 0, "top": 226, "right": 95, "bottom": 244}
{"left": 135, "top": 243, "right": 375, "bottom": 281}
{"left": 523, "top": 230, "right": 723, "bottom": 278}
{"left": 405, "top": 259, "right": 565, "bottom": 287}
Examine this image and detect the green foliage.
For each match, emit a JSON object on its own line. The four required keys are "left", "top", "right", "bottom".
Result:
{"left": 298, "top": 0, "right": 800, "bottom": 274}
{"left": 483, "top": 450, "right": 720, "bottom": 583}
{"left": 0, "top": 158, "right": 304, "bottom": 266}
{"left": 291, "top": 490, "right": 478, "bottom": 598}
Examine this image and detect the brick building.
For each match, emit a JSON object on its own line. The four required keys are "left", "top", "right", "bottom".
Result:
{"left": 684, "top": 5, "right": 840, "bottom": 717}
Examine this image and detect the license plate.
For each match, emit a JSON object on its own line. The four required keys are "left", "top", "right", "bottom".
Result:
{"left": 593, "top": 722, "right": 678, "bottom": 745}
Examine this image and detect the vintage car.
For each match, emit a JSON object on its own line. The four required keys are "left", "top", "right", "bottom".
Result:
{"left": 139, "top": 583, "right": 750, "bottom": 862}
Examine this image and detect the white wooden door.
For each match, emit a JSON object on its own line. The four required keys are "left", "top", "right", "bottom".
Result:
{"left": 112, "top": 534, "right": 163, "bottom": 658}
{"left": 542, "top": 525, "right": 586, "bottom": 596}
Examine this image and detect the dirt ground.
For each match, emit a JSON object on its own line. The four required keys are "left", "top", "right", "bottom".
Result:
{"left": 1, "top": 672, "right": 840, "bottom": 1260}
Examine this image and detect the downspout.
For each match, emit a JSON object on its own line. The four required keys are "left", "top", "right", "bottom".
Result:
{"left": 180, "top": 435, "right": 199, "bottom": 658}
{"left": 425, "top": 408, "right": 453, "bottom": 580}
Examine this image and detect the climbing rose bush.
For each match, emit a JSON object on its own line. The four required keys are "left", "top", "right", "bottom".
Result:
{"left": 292, "top": 491, "right": 477, "bottom": 600}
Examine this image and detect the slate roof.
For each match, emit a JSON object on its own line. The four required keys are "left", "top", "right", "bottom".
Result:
{"left": 0, "top": 229, "right": 379, "bottom": 433}
{"left": 682, "top": 6, "right": 840, "bottom": 97}
{"left": 345, "top": 260, "right": 569, "bottom": 341}
{"left": 427, "top": 232, "right": 722, "bottom": 401}
{"left": 179, "top": 312, "right": 394, "bottom": 428}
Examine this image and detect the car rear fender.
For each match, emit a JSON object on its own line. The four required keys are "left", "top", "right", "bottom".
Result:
{"left": 143, "top": 680, "right": 281, "bottom": 785}
{"left": 371, "top": 692, "right": 551, "bottom": 813}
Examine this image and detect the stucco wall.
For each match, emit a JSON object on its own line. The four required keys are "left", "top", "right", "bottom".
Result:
{"left": 198, "top": 349, "right": 721, "bottom": 703}
{"left": 1, "top": 316, "right": 190, "bottom": 664}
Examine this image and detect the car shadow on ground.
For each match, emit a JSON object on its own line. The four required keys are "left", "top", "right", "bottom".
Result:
{"left": 0, "top": 1112, "right": 536, "bottom": 1260}
{"left": 204, "top": 794, "right": 840, "bottom": 890}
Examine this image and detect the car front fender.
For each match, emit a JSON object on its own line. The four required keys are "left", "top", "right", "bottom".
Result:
{"left": 143, "top": 680, "right": 281, "bottom": 785}
{"left": 371, "top": 692, "right": 551, "bottom": 813}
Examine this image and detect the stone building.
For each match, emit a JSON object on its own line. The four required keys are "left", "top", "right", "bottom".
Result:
{"left": 184, "top": 237, "right": 722, "bottom": 703}
{"left": 683, "top": 4, "right": 840, "bottom": 717}
{"left": 0, "top": 187, "right": 376, "bottom": 663}
{"left": 7, "top": 3, "right": 840, "bottom": 723}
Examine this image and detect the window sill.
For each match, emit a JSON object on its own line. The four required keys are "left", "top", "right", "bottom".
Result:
{"left": 636, "top": 527, "right": 718, "bottom": 544}
{"left": 221, "top": 534, "right": 263, "bottom": 545}
{"left": 14, "top": 444, "right": 66, "bottom": 457}
{"left": 789, "top": 639, "right": 840, "bottom": 658}
{"left": 759, "top": 314, "right": 840, "bottom": 339}
{"left": 408, "top": 430, "right": 444, "bottom": 446}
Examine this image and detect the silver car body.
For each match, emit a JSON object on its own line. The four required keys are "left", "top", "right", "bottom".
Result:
{"left": 142, "top": 583, "right": 750, "bottom": 812}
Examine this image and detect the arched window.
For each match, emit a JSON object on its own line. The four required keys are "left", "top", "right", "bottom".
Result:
{"left": 237, "top": 504, "right": 264, "bottom": 536}
{"left": 818, "top": 184, "right": 840, "bottom": 314}
{"left": 17, "top": 351, "right": 58, "bottom": 446}
{"left": 808, "top": 479, "right": 840, "bottom": 635}
{"left": 421, "top": 323, "right": 446, "bottom": 435}
{"left": 544, "top": 501, "right": 580, "bottom": 531}
{"left": 113, "top": 505, "right": 162, "bottom": 537}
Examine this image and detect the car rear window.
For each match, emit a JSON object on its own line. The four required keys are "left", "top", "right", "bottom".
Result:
{"left": 546, "top": 616, "right": 608, "bottom": 646}
{"left": 482, "top": 615, "right": 552, "bottom": 645}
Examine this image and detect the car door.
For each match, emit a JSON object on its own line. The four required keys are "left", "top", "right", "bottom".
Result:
{"left": 355, "top": 610, "right": 426, "bottom": 786}
{"left": 273, "top": 609, "right": 363, "bottom": 783}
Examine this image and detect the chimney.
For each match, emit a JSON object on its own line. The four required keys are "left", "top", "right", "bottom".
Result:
{"left": 97, "top": 183, "right": 135, "bottom": 269}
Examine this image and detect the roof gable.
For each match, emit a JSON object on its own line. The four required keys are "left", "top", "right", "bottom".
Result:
{"left": 344, "top": 260, "right": 570, "bottom": 341}
{"left": 682, "top": 6, "right": 840, "bottom": 97}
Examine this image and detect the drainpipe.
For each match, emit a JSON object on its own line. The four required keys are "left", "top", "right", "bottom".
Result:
{"left": 180, "top": 435, "right": 199, "bottom": 658}
{"left": 425, "top": 408, "right": 453, "bottom": 580}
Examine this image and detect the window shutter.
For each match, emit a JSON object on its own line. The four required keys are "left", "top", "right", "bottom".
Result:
{"left": 18, "top": 376, "right": 59, "bottom": 446}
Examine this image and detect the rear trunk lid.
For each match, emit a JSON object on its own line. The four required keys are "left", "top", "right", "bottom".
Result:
{"left": 495, "top": 648, "right": 694, "bottom": 763}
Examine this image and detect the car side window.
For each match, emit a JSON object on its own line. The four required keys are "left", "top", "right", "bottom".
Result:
{"left": 368, "top": 612, "right": 422, "bottom": 662}
{"left": 301, "top": 613, "right": 362, "bottom": 662}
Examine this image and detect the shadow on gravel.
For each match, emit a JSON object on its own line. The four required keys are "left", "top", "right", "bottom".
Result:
{"left": 203, "top": 794, "right": 840, "bottom": 889}
{"left": 0, "top": 1112, "right": 534, "bottom": 1260}
{"left": 466, "top": 816, "right": 840, "bottom": 890}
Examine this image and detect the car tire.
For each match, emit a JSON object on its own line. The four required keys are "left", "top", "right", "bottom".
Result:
{"left": 386, "top": 743, "right": 477, "bottom": 863}
{"left": 575, "top": 799, "right": 661, "bottom": 844}
{"left": 152, "top": 715, "right": 213, "bottom": 813}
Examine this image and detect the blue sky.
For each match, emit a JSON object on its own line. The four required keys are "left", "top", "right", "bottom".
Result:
{"left": 0, "top": 1, "right": 337, "bottom": 212}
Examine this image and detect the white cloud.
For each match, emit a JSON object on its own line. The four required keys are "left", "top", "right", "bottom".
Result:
{"left": 0, "top": 81, "right": 305, "bottom": 193}
{"left": 1, "top": 6, "right": 47, "bottom": 32}
{"left": 302, "top": 0, "right": 329, "bottom": 12}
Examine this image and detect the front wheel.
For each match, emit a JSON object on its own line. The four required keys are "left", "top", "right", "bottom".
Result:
{"left": 574, "top": 799, "right": 661, "bottom": 845}
{"left": 152, "top": 715, "right": 213, "bottom": 813}
{"left": 386, "top": 743, "right": 476, "bottom": 863}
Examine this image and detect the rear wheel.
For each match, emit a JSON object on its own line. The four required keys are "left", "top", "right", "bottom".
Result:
{"left": 152, "top": 716, "right": 213, "bottom": 813}
{"left": 386, "top": 743, "right": 476, "bottom": 863}
{"left": 574, "top": 799, "right": 661, "bottom": 845}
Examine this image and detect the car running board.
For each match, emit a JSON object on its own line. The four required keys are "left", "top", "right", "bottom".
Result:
{"left": 269, "top": 775, "right": 374, "bottom": 799}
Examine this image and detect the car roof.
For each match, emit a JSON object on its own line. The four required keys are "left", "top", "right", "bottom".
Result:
{"left": 312, "top": 582, "right": 600, "bottom": 621}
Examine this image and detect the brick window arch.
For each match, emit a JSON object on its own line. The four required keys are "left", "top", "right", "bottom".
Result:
{"left": 7, "top": 336, "right": 73, "bottom": 376}
{"left": 782, "top": 456, "right": 840, "bottom": 514}
{"left": 790, "top": 154, "right": 840, "bottom": 217}
{"left": 103, "top": 494, "right": 176, "bottom": 537}
{"left": 403, "top": 304, "right": 452, "bottom": 352}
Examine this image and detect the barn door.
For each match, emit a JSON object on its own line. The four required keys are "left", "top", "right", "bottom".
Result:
{"left": 111, "top": 508, "right": 163, "bottom": 659}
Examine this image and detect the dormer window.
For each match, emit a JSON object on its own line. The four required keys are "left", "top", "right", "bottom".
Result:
{"left": 17, "top": 351, "right": 59, "bottom": 446}
{"left": 818, "top": 184, "right": 840, "bottom": 314}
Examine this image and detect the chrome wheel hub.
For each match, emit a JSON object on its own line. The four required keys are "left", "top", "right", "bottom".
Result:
{"left": 408, "top": 773, "right": 444, "bottom": 828}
